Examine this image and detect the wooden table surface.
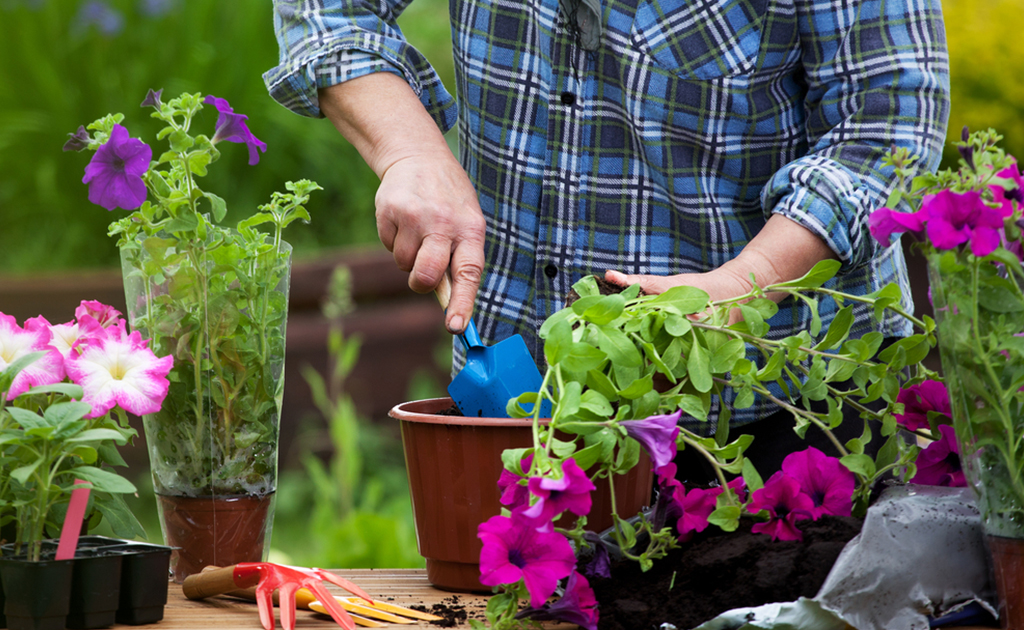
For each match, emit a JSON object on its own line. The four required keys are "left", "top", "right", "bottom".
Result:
{"left": 131, "top": 569, "right": 573, "bottom": 629}
{"left": 120, "top": 568, "right": 995, "bottom": 630}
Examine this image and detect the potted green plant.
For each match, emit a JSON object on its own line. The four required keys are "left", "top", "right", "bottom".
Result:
{"left": 65, "top": 90, "right": 320, "bottom": 582}
{"left": 0, "top": 301, "right": 172, "bottom": 630}
{"left": 871, "top": 128, "right": 1024, "bottom": 630}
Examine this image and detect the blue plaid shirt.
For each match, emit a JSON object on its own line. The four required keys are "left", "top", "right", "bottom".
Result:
{"left": 266, "top": 0, "right": 950, "bottom": 426}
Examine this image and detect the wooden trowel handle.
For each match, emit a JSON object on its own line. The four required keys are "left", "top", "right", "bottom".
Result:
{"left": 182, "top": 565, "right": 254, "bottom": 600}
{"left": 434, "top": 271, "right": 453, "bottom": 311}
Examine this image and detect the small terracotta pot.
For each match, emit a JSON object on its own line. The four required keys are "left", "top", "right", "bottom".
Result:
{"left": 390, "top": 397, "right": 654, "bottom": 593}
{"left": 157, "top": 494, "right": 274, "bottom": 583}
{"left": 987, "top": 535, "right": 1024, "bottom": 630}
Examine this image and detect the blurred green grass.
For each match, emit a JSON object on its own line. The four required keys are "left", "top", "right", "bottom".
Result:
{"left": 0, "top": 0, "right": 454, "bottom": 273}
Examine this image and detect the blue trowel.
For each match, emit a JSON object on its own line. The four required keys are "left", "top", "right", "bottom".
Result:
{"left": 435, "top": 273, "right": 549, "bottom": 418}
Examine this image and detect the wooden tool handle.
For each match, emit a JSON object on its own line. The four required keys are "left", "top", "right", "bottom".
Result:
{"left": 433, "top": 270, "right": 453, "bottom": 311}
{"left": 182, "top": 565, "right": 246, "bottom": 600}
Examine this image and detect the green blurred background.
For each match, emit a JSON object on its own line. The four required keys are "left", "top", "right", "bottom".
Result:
{"left": 0, "top": 0, "right": 1020, "bottom": 567}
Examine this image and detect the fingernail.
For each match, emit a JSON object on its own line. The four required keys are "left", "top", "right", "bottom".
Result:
{"left": 449, "top": 316, "right": 464, "bottom": 333}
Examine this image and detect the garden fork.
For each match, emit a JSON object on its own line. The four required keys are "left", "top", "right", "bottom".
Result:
{"left": 182, "top": 562, "right": 372, "bottom": 630}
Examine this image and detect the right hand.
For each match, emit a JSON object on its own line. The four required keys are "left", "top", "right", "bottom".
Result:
{"left": 375, "top": 149, "right": 486, "bottom": 335}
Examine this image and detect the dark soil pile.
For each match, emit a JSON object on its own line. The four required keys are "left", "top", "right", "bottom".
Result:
{"left": 590, "top": 516, "right": 863, "bottom": 630}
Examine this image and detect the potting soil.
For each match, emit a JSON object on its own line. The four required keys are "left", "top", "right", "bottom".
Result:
{"left": 589, "top": 516, "right": 864, "bottom": 630}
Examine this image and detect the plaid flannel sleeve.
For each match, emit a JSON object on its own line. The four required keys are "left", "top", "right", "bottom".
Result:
{"left": 263, "top": 0, "right": 457, "bottom": 130}
{"left": 761, "top": 0, "right": 950, "bottom": 271}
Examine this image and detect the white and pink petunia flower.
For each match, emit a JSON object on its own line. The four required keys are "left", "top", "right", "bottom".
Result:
{"left": 0, "top": 313, "right": 65, "bottom": 399}
{"left": 40, "top": 316, "right": 105, "bottom": 362}
{"left": 65, "top": 325, "right": 173, "bottom": 418}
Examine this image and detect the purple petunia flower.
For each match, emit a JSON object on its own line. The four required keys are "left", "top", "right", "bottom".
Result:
{"left": 140, "top": 88, "right": 163, "bottom": 109}
{"left": 63, "top": 125, "right": 91, "bottom": 152}
{"left": 780, "top": 447, "right": 855, "bottom": 519}
{"left": 748, "top": 472, "right": 815, "bottom": 541}
{"left": 869, "top": 207, "right": 928, "bottom": 247}
{"left": 580, "top": 531, "right": 611, "bottom": 579}
{"left": 521, "top": 458, "right": 596, "bottom": 526}
{"left": 203, "top": 95, "right": 267, "bottom": 165}
{"left": 74, "top": 0, "right": 124, "bottom": 36}
{"left": 477, "top": 514, "right": 577, "bottom": 608}
{"left": 619, "top": 409, "right": 682, "bottom": 471}
{"left": 911, "top": 425, "right": 967, "bottom": 487}
{"left": 923, "top": 189, "right": 1010, "bottom": 257}
{"left": 895, "top": 380, "right": 952, "bottom": 433}
{"left": 81, "top": 124, "right": 152, "bottom": 211}
{"left": 497, "top": 453, "right": 533, "bottom": 511}
{"left": 516, "top": 571, "right": 599, "bottom": 630}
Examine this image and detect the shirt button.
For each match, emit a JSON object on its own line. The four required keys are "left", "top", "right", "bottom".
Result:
{"left": 544, "top": 264, "right": 559, "bottom": 278}
{"left": 559, "top": 92, "right": 576, "bottom": 105}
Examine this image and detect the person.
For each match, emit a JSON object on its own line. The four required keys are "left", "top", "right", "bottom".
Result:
{"left": 264, "top": 0, "right": 950, "bottom": 474}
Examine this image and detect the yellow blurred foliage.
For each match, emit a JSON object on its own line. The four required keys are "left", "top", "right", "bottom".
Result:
{"left": 944, "top": 0, "right": 1024, "bottom": 163}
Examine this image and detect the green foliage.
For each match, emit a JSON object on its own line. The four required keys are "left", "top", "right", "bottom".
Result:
{"left": 0, "top": 360, "right": 141, "bottom": 561}
{"left": 272, "top": 267, "right": 421, "bottom": 568}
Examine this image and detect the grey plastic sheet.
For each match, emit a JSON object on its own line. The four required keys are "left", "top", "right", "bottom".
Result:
{"left": 692, "top": 485, "right": 997, "bottom": 630}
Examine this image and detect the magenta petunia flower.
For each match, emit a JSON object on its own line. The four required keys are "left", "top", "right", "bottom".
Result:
{"left": 477, "top": 514, "right": 577, "bottom": 608}
{"left": 203, "top": 95, "right": 267, "bottom": 165}
{"left": 895, "top": 380, "right": 952, "bottom": 432}
{"left": 619, "top": 409, "right": 682, "bottom": 471}
{"left": 869, "top": 207, "right": 928, "bottom": 246}
{"left": 674, "top": 477, "right": 746, "bottom": 540}
{"left": 498, "top": 453, "right": 533, "bottom": 511}
{"left": 0, "top": 313, "right": 65, "bottom": 399}
{"left": 911, "top": 425, "right": 967, "bottom": 487}
{"left": 748, "top": 472, "right": 815, "bottom": 541}
{"left": 780, "top": 447, "right": 855, "bottom": 518}
{"left": 992, "top": 163, "right": 1024, "bottom": 215}
{"left": 922, "top": 189, "right": 1010, "bottom": 257}
{"left": 64, "top": 324, "right": 173, "bottom": 418}
{"left": 82, "top": 123, "right": 152, "bottom": 211}
{"left": 517, "top": 571, "right": 599, "bottom": 630}
{"left": 521, "top": 458, "right": 596, "bottom": 525}
{"left": 75, "top": 300, "right": 123, "bottom": 329}
{"left": 651, "top": 462, "right": 684, "bottom": 531}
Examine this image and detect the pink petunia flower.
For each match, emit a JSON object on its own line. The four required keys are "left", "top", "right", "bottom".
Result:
{"left": 869, "top": 207, "right": 928, "bottom": 246}
{"left": 748, "top": 472, "right": 815, "bottom": 541}
{"left": 0, "top": 313, "right": 65, "bottom": 399}
{"left": 651, "top": 462, "right": 684, "bottom": 531}
{"left": 895, "top": 380, "right": 952, "bottom": 432}
{"left": 75, "top": 300, "right": 123, "bottom": 328}
{"left": 911, "top": 425, "right": 967, "bottom": 487}
{"left": 477, "top": 514, "right": 577, "bottom": 608}
{"left": 521, "top": 458, "right": 596, "bottom": 525}
{"left": 498, "top": 453, "right": 533, "bottom": 511}
{"left": 674, "top": 477, "right": 746, "bottom": 540}
{"left": 204, "top": 95, "right": 267, "bottom": 165}
{"left": 81, "top": 123, "right": 151, "bottom": 211}
{"left": 619, "top": 409, "right": 682, "bottom": 472}
{"left": 781, "top": 447, "right": 855, "bottom": 518}
{"left": 517, "top": 571, "right": 599, "bottom": 630}
{"left": 64, "top": 325, "right": 173, "bottom": 418}
{"left": 922, "top": 189, "right": 1010, "bottom": 257}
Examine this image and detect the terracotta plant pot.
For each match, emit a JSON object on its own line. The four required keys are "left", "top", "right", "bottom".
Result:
{"left": 157, "top": 494, "right": 274, "bottom": 583}
{"left": 390, "top": 397, "right": 654, "bottom": 593}
{"left": 987, "top": 535, "right": 1024, "bottom": 630}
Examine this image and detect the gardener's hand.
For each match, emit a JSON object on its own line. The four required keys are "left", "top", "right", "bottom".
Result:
{"left": 319, "top": 74, "right": 485, "bottom": 335}
{"left": 605, "top": 215, "right": 838, "bottom": 322}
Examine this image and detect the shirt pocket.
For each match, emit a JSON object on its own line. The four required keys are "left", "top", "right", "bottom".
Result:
{"left": 630, "top": 0, "right": 769, "bottom": 81}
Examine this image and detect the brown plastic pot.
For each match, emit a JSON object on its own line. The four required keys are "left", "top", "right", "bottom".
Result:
{"left": 157, "top": 494, "right": 274, "bottom": 583}
{"left": 390, "top": 397, "right": 654, "bottom": 593}
{"left": 987, "top": 535, "right": 1024, "bottom": 630}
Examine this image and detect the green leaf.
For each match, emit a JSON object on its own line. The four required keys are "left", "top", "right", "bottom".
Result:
{"left": 710, "top": 339, "right": 746, "bottom": 374}
{"left": 618, "top": 374, "right": 654, "bottom": 400}
{"left": 7, "top": 407, "right": 47, "bottom": 430}
{"left": 596, "top": 325, "right": 642, "bottom": 367}
{"left": 562, "top": 343, "right": 607, "bottom": 373}
{"left": 649, "top": 286, "right": 709, "bottom": 315}
{"left": 687, "top": 333, "right": 712, "bottom": 393}
{"left": 68, "top": 429, "right": 129, "bottom": 445}
{"left": 571, "top": 275, "right": 600, "bottom": 298}
{"left": 574, "top": 294, "right": 625, "bottom": 325}
{"left": 0, "top": 351, "right": 46, "bottom": 394}
{"left": 678, "top": 394, "right": 708, "bottom": 422}
{"left": 68, "top": 466, "right": 137, "bottom": 494}
{"left": 95, "top": 494, "right": 147, "bottom": 540}
{"left": 572, "top": 443, "right": 604, "bottom": 471}
{"left": 814, "top": 305, "right": 854, "bottom": 350}
{"left": 43, "top": 402, "right": 92, "bottom": 428}
{"left": 11, "top": 461, "right": 41, "bottom": 485}
{"left": 978, "top": 284, "right": 1024, "bottom": 313}
{"left": 741, "top": 458, "right": 764, "bottom": 493}
{"left": 738, "top": 304, "right": 767, "bottom": 337}
{"left": 553, "top": 381, "right": 582, "bottom": 422}
{"left": 544, "top": 319, "right": 573, "bottom": 365}
{"left": 768, "top": 259, "right": 841, "bottom": 289}
{"left": 168, "top": 129, "right": 194, "bottom": 153}
{"left": 205, "top": 192, "right": 227, "bottom": 223}
{"left": 23, "top": 382, "right": 84, "bottom": 398}
{"left": 707, "top": 505, "right": 741, "bottom": 532}
{"left": 165, "top": 212, "right": 199, "bottom": 233}
{"left": 840, "top": 453, "right": 876, "bottom": 477}
{"left": 663, "top": 314, "right": 692, "bottom": 337}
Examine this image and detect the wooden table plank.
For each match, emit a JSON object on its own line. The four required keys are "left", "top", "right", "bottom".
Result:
{"left": 134, "top": 569, "right": 574, "bottom": 629}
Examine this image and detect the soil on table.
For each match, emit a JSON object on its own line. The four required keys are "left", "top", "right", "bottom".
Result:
{"left": 589, "top": 515, "right": 863, "bottom": 630}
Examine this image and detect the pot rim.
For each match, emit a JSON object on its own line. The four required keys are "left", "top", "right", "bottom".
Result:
{"left": 388, "top": 397, "right": 550, "bottom": 427}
